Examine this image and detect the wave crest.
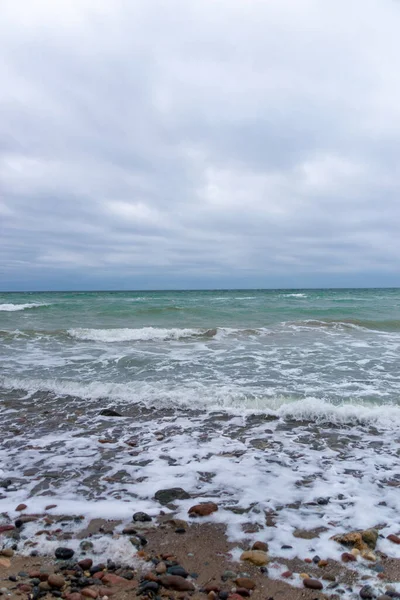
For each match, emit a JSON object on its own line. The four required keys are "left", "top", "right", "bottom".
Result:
{"left": 67, "top": 327, "right": 218, "bottom": 342}
{"left": 0, "top": 303, "right": 50, "bottom": 312}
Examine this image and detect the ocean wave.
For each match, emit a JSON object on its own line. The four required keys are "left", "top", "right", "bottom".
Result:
{"left": 287, "top": 319, "right": 400, "bottom": 333}
{"left": 2, "top": 376, "right": 400, "bottom": 428}
{"left": 67, "top": 327, "right": 218, "bottom": 342}
{"left": 0, "top": 303, "right": 50, "bottom": 312}
{"left": 282, "top": 293, "right": 308, "bottom": 298}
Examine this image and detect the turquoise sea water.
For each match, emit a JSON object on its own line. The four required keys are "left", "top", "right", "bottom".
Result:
{"left": 1, "top": 288, "right": 400, "bottom": 411}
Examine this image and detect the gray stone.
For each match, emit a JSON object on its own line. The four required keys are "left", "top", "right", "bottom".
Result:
{"left": 154, "top": 487, "right": 190, "bottom": 505}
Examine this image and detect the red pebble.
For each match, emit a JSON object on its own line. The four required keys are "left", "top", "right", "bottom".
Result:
{"left": 281, "top": 571, "right": 293, "bottom": 578}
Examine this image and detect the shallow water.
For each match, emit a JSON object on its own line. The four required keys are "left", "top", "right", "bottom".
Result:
{"left": 1, "top": 289, "right": 400, "bottom": 573}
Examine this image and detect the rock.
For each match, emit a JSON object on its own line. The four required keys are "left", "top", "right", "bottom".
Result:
{"left": 387, "top": 534, "right": 400, "bottom": 544}
{"left": 81, "top": 589, "right": 98, "bottom": 598}
{"left": 318, "top": 560, "right": 328, "bottom": 567}
{"left": 188, "top": 502, "right": 218, "bottom": 517}
{"left": 342, "top": 552, "right": 357, "bottom": 562}
{"left": 39, "top": 581, "right": 51, "bottom": 591}
{"left": 55, "top": 547, "right": 75, "bottom": 560}
{"left": 102, "top": 573, "right": 128, "bottom": 585}
{"left": 332, "top": 529, "right": 379, "bottom": 551}
{"left": 229, "top": 595, "right": 246, "bottom": 600}
{"left": 139, "top": 581, "right": 159, "bottom": 594}
{"left": 362, "top": 529, "right": 379, "bottom": 549}
{"left": 167, "top": 566, "right": 189, "bottom": 578}
{"left": 0, "top": 558, "right": 11, "bottom": 568}
{"left": 15, "top": 516, "right": 38, "bottom": 527}
{"left": 67, "top": 594, "right": 83, "bottom": 600}
{"left": 78, "top": 559, "right": 93, "bottom": 570}
{"left": 251, "top": 541, "right": 268, "bottom": 552}
{"left": 15, "top": 503, "right": 27, "bottom": 511}
{"left": 0, "top": 549, "right": 14, "bottom": 557}
{"left": 156, "top": 561, "right": 167, "bottom": 574}
{"left": 208, "top": 591, "right": 218, "bottom": 600}
{"left": 362, "top": 550, "right": 377, "bottom": 561}
{"left": 240, "top": 550, "right": 269, "bottom": 566}
{"left": 45, "top": 504, "right": 57, "bottom": 510}
{"left": 122, "top": 525, "right": 137, "bottom": 535}
{"left": 154, "top": 488, "right": 190, "bottom": 505}
{"left": 303, "top": 578, "right": 323, "bottom": 590}
{"left": 0, "top": 525, "right": 15, "bottom": 534}
{"left": 133, "top": 512, "right": 152, "bottom": 522}
{"left": 48, "top": 574, "right": 66, "bottom": 588}
{"left": 99, "top": 409, "right": 122, "bottom": 417}
{"left": 360, "top": 585, "right": 375, "bottom": 599}
{"left": 377, "top": 596, "right": 392, "bottom": 600}
{"left": 79, "top": 541, "right": 94, "bottom": 552}
{"left": 203, "top": 584, "right": 220, "bottom": 593}
{"left": 281, "top": 571, "right": 292, "bottom": 578}
{"left": 159, "top": 575, "right": 195, "bottom": 591}
{"left": 235, "top": 578, "right": 256, "bottom": 590}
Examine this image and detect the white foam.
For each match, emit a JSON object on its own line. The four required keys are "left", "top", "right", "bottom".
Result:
{"left": 282, "top": 293, "right": 308, "bottom": 298}
{"left": 0, "top": 303, "right": 49, "bottom": 311}
{"left": 67, "top": 327, "right": 206, "bottom": 342}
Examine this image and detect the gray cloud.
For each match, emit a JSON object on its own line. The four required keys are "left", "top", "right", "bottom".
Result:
{"left": 1, "top": 0, "right": 400, "bottom": 290}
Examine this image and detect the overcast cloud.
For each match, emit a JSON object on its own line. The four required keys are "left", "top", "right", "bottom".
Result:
{"left": 1, "top": 0, "right": 400, "bottom": 290}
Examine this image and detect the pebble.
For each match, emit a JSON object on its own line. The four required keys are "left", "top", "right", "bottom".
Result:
{"left": 159, "top": 575, "right": 195, "bottom": 591}
{"left": 318, "top": 559, "right": 328, "bottom": 567}
{"left": 156, "top": 562, "right": 167, "bottom": 574}
{"left": 281, "top": 571, "right": 292, "bottom": 578}
{"left": 312, "top": 555, "right": 321, "bottom": 563}
{"left": 0, "top": 558, "right": 11, "bottom": 568}
{"left": 167, "top": 566, "right": 189, "bottom": 578}
{"left": 80, "top": 541, "right": 94, "bottom": 552}
{"left": 303, "top": 578, "right": 323, "bottom": 590}
{"left": 360, "top": 585, "right": 375, "bottom": 599}
{"left": 78, "top": 559, "right": 93, "bottom": 570}
{"left": 377, "top": 596, "right": 392, "bottom": 600}
{"left": 154, "top": 488, "right": 190, "bottom": 505}
{"left": 139, "top": 581, "right": 159, "bottom": 594}
{"left": 342, "top": 552, "right": 357, "bottom": 562}
{"left": 240, "top": 550, "right": 269, "bottom": 566}
{"left": 188, "top": 502, "right": 218, "bottom": 517}
{"left": 81, "top": 589, "right": 99, "bottom": 598}
{"left": 0, "top": 549, "right": 13, "bottom": 557}
{"left": 251, "top": 541, "right": 268, "bottom": 552}
{"left": 235, "top": 578, "right": 255, "bottom": 590}
{"left": 55, "top": 547, "right": 75, "bottom": 560}
{"left": 133, "top": 512, "right": 152, "bottom": 522}
{"left": 15, "top": 504, "right": 27, "bottom": 511}
{"left": 387, "top": 534, "right": 400, "bottom": 545}
{"left": 48, "top": 574, "right": 66, "bottom": 588}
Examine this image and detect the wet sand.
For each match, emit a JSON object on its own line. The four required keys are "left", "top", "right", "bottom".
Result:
{"left": 2, "top": 517, "right": 400, "bottom": 599}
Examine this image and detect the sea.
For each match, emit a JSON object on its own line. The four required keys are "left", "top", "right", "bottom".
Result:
{"left": 1, "top": 288, "right": 400, "bottom": 570}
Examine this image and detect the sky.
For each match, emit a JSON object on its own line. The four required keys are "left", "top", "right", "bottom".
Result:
{"left": 1, "top": 0, "right": 400, "bottom": 291}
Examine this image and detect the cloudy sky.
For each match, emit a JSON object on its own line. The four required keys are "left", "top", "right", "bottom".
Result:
{"left": 1, "top": 0, "right": 400, "bottom": 290}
